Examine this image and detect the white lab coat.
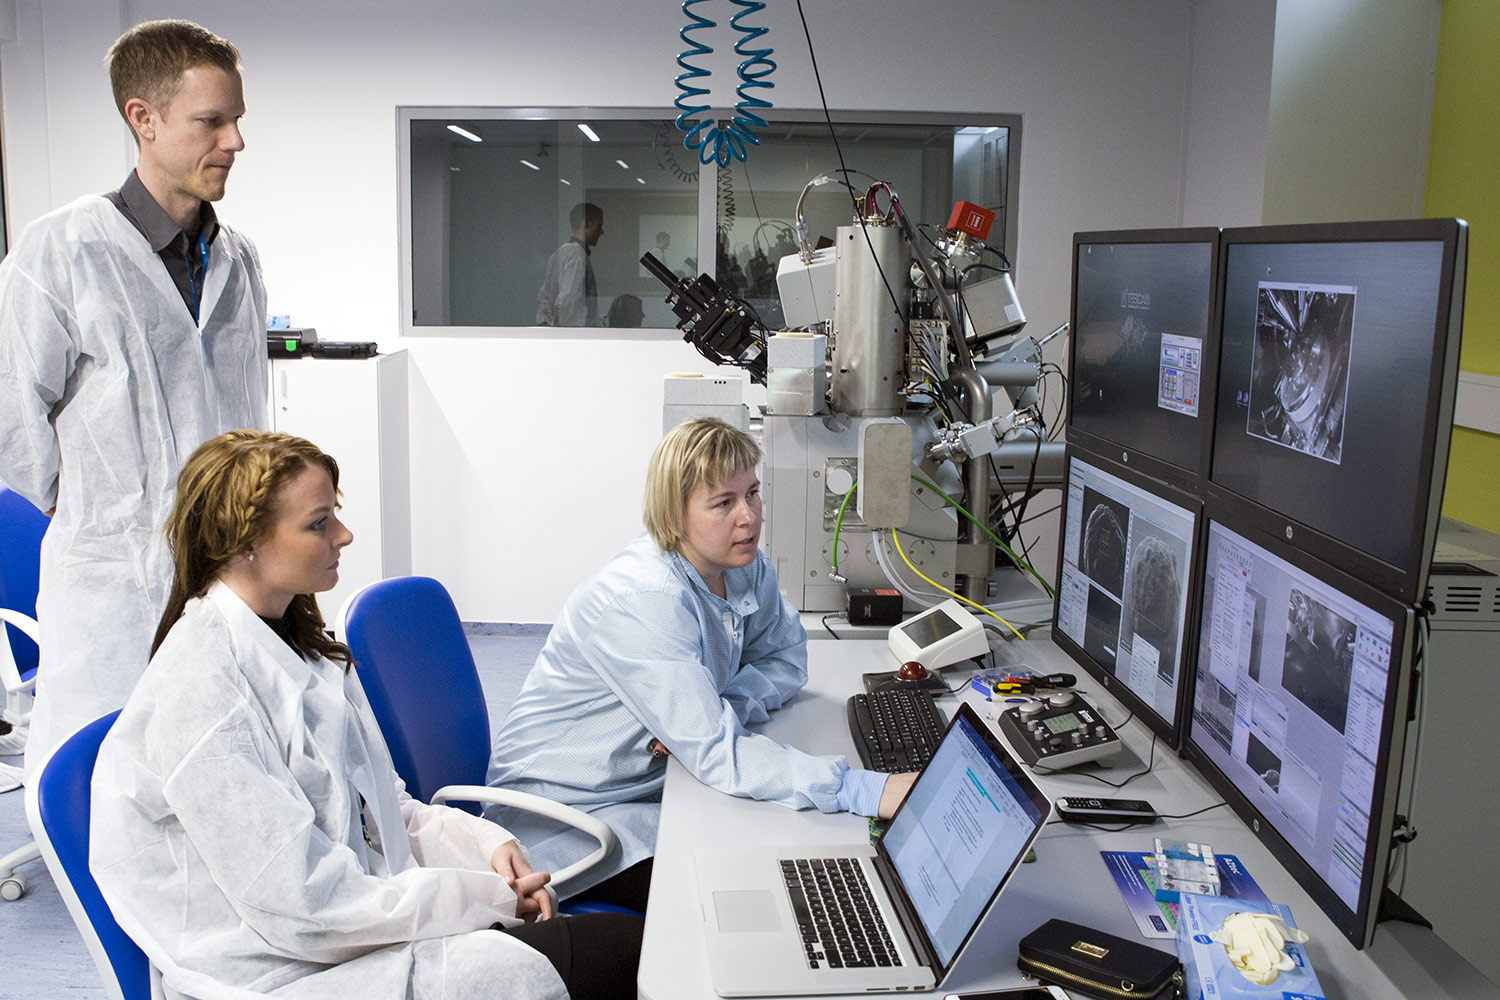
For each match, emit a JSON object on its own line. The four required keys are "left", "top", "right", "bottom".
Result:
{"left": 535, "top": 238, "right": 595, "bottom": 326}
{"left": 0, "top": 195, "right": 268, "bottom": 771}
{"left": 91, "top": 582, "right": 567, "bottom": 1000}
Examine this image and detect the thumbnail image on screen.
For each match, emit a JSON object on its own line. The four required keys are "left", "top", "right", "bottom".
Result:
{"left": 1192, "top": 521, "right": 1400, "bottom": 927}
{"left": 1056, "top": 456, "right": 1196, "bottom": 728}
{"left": 1211, "top": 227, "right": 1462, "bottom": 590}
{"left": 1070, "top": 235, "right": 1216, "bottom": 475}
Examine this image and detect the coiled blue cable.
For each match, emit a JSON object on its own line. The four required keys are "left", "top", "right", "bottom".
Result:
{"left": 674, "top": 0, "right": 776, "bottom": 167}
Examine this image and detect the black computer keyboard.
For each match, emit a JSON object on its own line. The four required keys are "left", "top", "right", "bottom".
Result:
{"left": 845, "top": 688, "right": 948, "bottom": 772}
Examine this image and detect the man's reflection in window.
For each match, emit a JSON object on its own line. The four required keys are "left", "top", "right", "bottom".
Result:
{"left": 537, "top": 202, "right": 604, "bottom": 326}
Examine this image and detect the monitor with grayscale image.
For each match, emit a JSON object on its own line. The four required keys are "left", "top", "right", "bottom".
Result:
{"left": 1052, "top": 450, "right": 1200, "bottom": 746}
{"left": 1185, "top": 516, "right": 1414, "bottom": 950}
{"left": 1209, "top": 219, "right": 1467, "bottom": 602}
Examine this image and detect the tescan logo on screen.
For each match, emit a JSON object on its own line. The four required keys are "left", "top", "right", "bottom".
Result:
{"left": 1120, "top": 289, "right": 1151, "bottom": 310}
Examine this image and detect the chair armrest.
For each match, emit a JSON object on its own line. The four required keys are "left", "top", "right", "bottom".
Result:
{"left": 0, "top": 609, "right": 39, "bottom": 698}
{"left": 428, "top": 784, "right": 616, "bottom": 888}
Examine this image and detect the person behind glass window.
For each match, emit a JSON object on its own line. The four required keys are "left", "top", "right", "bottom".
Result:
{"left": 0, "top": 19, "right": 269, "bottom": 770}
{"left": 536, "top": 202, "right": 604, "bottom": 327}
{"left": 91, "top": 430, "right": 642, "bottom": 1000}
{"left": 606, "top": 293, "right": 644, "bottom": 328}
{"left": 485, "top": 418, "right": 917, "bottom": 913}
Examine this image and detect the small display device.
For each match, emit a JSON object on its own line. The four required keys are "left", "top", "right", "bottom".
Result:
{"left": 995, "top": 690, "right": 1122, "bottom": 770}
{"left": 887, "top": 599, "right": 989, "bottom": 670}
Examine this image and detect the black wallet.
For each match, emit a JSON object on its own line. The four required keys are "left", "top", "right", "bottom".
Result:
{"left": 1017, "top": 918, "right": 1182, "bottom": 999}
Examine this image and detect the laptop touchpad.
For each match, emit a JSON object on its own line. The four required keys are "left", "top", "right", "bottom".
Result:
{"left": 713, "top": 890, "right": 782, "bottom": 932}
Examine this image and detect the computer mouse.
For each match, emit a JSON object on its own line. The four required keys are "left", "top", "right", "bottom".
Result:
{"left": 897, "top": 661, "right": 929, "bottom": 681}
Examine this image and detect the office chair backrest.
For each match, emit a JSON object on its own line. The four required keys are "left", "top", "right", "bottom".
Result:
{"left": 26, "top": 710, "right": 151, "bottom": 1000}
{"left": 0, "top": 485, "right": 47, "bottom": 675}
{"left": 341, "top": 576, "right": 493, "bottom": 811}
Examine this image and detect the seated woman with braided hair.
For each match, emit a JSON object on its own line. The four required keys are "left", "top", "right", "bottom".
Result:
{"left": 90, "top": 429, "right": 641, "bottom": 1000}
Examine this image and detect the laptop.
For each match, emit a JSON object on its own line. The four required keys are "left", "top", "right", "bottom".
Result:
{"left": 695, "top": 703, "right": 1051, "bottom": 996}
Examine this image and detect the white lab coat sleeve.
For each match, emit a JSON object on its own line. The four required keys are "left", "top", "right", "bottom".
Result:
{"left": 582, "top": 590, "right": 846, "bottom": 812}
{"left": 398, "top": 785, "right": 522, "bottom": 874}
{"left": 0, "top": 245, "right": 78, "bottom": 510}
{"left": 161, "top": 703, "right": 525, "bottom": 964}
{"left": 720, "top": 587, "right": 809, "bottom": 725}
{"left": 554, "top": 246, "right": 587, "bottom": 327}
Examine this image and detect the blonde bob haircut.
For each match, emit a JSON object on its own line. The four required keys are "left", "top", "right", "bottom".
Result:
{"left": 643, "top": 418, "right": 761, "bottom": 553}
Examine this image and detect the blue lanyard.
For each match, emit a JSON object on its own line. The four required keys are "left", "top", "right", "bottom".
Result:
{"left": 186, "top": 231, "right": 208, "bottom": 323}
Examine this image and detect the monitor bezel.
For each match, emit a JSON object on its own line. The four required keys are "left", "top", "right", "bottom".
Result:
{"left": 1180, "top": 508, "right": 1416, "bottom": 950}
{"left": 1067, "top": 227, "right": 1224, "bottom": 495}
{"left": 1206, "top": 218, "right": 1468, "bottom": 604}
{"left": 1050, "top": 443, "right": 1206, "bottom": 749}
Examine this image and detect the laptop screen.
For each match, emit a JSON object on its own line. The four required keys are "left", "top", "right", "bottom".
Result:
{"left": 878, "top": 705, "right": 1047, "bottom": 968}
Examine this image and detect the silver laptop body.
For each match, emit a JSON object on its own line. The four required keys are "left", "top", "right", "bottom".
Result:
{"left": 695, "top": 703, "right": 1051, "bottom": 996}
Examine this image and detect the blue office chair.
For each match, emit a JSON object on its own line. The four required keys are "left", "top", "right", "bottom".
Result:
{"left": 340, "top": 576, "right": 619, "bottom": 894}
{"left": 25, "top": 710, "right": 152, "bottom": 1000}
{"left": 0, "top": 484, "right": 49, "bottom": 901}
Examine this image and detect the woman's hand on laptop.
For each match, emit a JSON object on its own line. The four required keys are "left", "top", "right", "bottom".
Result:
{"left": 877, "top": 772, "right": 919, "bottom": 819}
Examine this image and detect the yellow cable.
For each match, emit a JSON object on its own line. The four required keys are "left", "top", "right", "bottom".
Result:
{"left": 889, "top": 529, "right": 1025, "bottom": 641}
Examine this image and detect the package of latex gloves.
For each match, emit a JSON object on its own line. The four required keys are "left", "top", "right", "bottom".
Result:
{"left": 1175, "top": 893, "right": 1325, "bottom": 1000}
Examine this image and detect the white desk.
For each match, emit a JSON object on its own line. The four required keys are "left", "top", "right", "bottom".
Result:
{"left": 637, "top": 636, "right": 1500, "bottom": 1000}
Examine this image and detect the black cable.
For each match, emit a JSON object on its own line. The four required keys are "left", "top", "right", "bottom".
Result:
{"left": 1158, "top": 801, "right": 1230, "bottom": 821}
{"left": 793, "top": 1, "right": 907, "bottom": 335}
{"left": 821, "top": 613, "right": 845, "bottom": 640}
{"left": 1033, "top": 729, "right": 1156, "bottom": 789}
{"left": 1019, "top": 504, "right": 1061, "bottom": 526}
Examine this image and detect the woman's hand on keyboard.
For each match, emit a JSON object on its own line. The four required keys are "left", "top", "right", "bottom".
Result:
{"left": 877, "top": 772, "right": 918, "bottom": 819}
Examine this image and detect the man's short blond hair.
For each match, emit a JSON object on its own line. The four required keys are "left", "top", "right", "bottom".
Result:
{"left": 643, "top": 418, "right": 761, "bottom": 552}
{"left": 106, "top": 20, "right": 240, "bottom": 132}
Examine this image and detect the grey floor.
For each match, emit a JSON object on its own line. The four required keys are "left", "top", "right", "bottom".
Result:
{"left": 0, "top": 624, "right": 549, "bottom": 999}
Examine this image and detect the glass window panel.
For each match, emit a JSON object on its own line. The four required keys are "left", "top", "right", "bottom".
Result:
{"left": 713, "top": 114, "right": 1019, "bottom": 330}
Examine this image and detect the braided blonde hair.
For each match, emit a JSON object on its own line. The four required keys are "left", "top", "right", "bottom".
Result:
{"left": 153, "top": 429, "right": 351, "bottom": 666}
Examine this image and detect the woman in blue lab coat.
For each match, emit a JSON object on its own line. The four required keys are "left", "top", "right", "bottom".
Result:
{"left": 486, "top": 418, "right": 916, "bottom": 912}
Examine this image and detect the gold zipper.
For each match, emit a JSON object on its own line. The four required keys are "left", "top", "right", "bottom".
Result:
{"left": 1021, "top": 955, "right": 1176, "bottom": 998}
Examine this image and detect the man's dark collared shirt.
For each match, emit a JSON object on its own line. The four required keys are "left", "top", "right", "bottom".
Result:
{"left": 105, "top": 170, "right": 221, "bottom": 321}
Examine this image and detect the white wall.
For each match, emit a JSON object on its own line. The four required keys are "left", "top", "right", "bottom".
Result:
{"left": 1263, "top": 0, "right": 1442, "bottom": 224}
{"left": 2, "top": 0, "right": 1280, "bottom": 621}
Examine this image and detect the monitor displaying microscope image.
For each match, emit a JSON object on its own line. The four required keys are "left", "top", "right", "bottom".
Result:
{"left": 1068, "top": 228, "right": 1220, "bottom": 489}
{"left": 1209, "top": 219, "right": 1467, "bottom": 601}
{"left": 1053, "top": 451, "right": 1200, "bottom": 745}
{"left": 1186, "top": 517, "right": 1413, "bottom": 949}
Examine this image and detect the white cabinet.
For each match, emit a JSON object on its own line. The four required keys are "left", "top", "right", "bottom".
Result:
{"left": 268, "top": 352, "right": 411, "bottom": 629}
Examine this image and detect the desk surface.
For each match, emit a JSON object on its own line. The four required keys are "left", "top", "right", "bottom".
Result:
{"left": 637, "top": 635, "right": 1500, "bottom": 1000}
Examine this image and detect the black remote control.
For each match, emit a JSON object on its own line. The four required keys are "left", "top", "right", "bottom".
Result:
{"left": 1055, "top": 797, "right": 1157, "bottom": 824}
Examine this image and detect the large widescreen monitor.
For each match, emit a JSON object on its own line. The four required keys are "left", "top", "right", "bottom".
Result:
{"left": 1068, "top": 228, "right": 1221, "bottom": 491}
{"left": 1053, "top": 450, "right": 1201, "bottom": 746}
{"left": 1209, "top": 219, "right": 1467, "bottom": 603}
{"left": 1185, "top": 516, "right": 1414, "bottom": 949}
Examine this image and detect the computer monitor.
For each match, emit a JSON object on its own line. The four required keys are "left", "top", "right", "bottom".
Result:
{"left": 1184, "top": 515, "right": 1414, "bottom": 949}
{"left": 1068, "top": 228, "right": 1221, "bottom": 491}
{"left": 1052, "top": 449, "right": 1201, "bottom": 747}
{"left": 1209, "top": 219, "right": 1467, "bottom": 603}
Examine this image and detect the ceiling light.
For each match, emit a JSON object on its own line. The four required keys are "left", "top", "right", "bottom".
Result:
{"left": 446, "top": 125, "right": 482, "bottom": 143}
{"left": 577, "top": 123, "right": 601, "bottom": 142}
{"left": 559, "top": 178, "right": 572, "bottom": 186}
{"left": 636, "top": 177, "right": 646, "bottom": 184}
{"left": 519, "top": 159, "right": 540, "bottom": 171}
{"left": 616, "top": 159, "right": 630, "bottom": 169}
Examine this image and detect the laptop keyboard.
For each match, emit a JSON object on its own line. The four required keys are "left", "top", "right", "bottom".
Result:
{"left": 846, "top": 689, "right": 948, "bottom": 772}
{"left": 780, "top": 857, "right": 902, "bottom": 970}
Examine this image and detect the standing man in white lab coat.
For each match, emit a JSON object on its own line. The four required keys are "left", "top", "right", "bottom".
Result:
{"left": 0, "top": 19, "right": 268, "bottom": 771}
{"left": 536, "top": 202, "right": 604, "bottom": 326}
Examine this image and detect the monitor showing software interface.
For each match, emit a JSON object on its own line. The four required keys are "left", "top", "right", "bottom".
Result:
{"left": 1192, "top": 521, "right": 1399, "bottom": 920}
{"left": 1071, "top": 236, "right": 1216, "bottom": 475}
{"left": 1056, "top": 456, "right": 1196, "bottom": 728}
{"left": 1210, "top": 232, "right": 1456, "bottom": 587}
